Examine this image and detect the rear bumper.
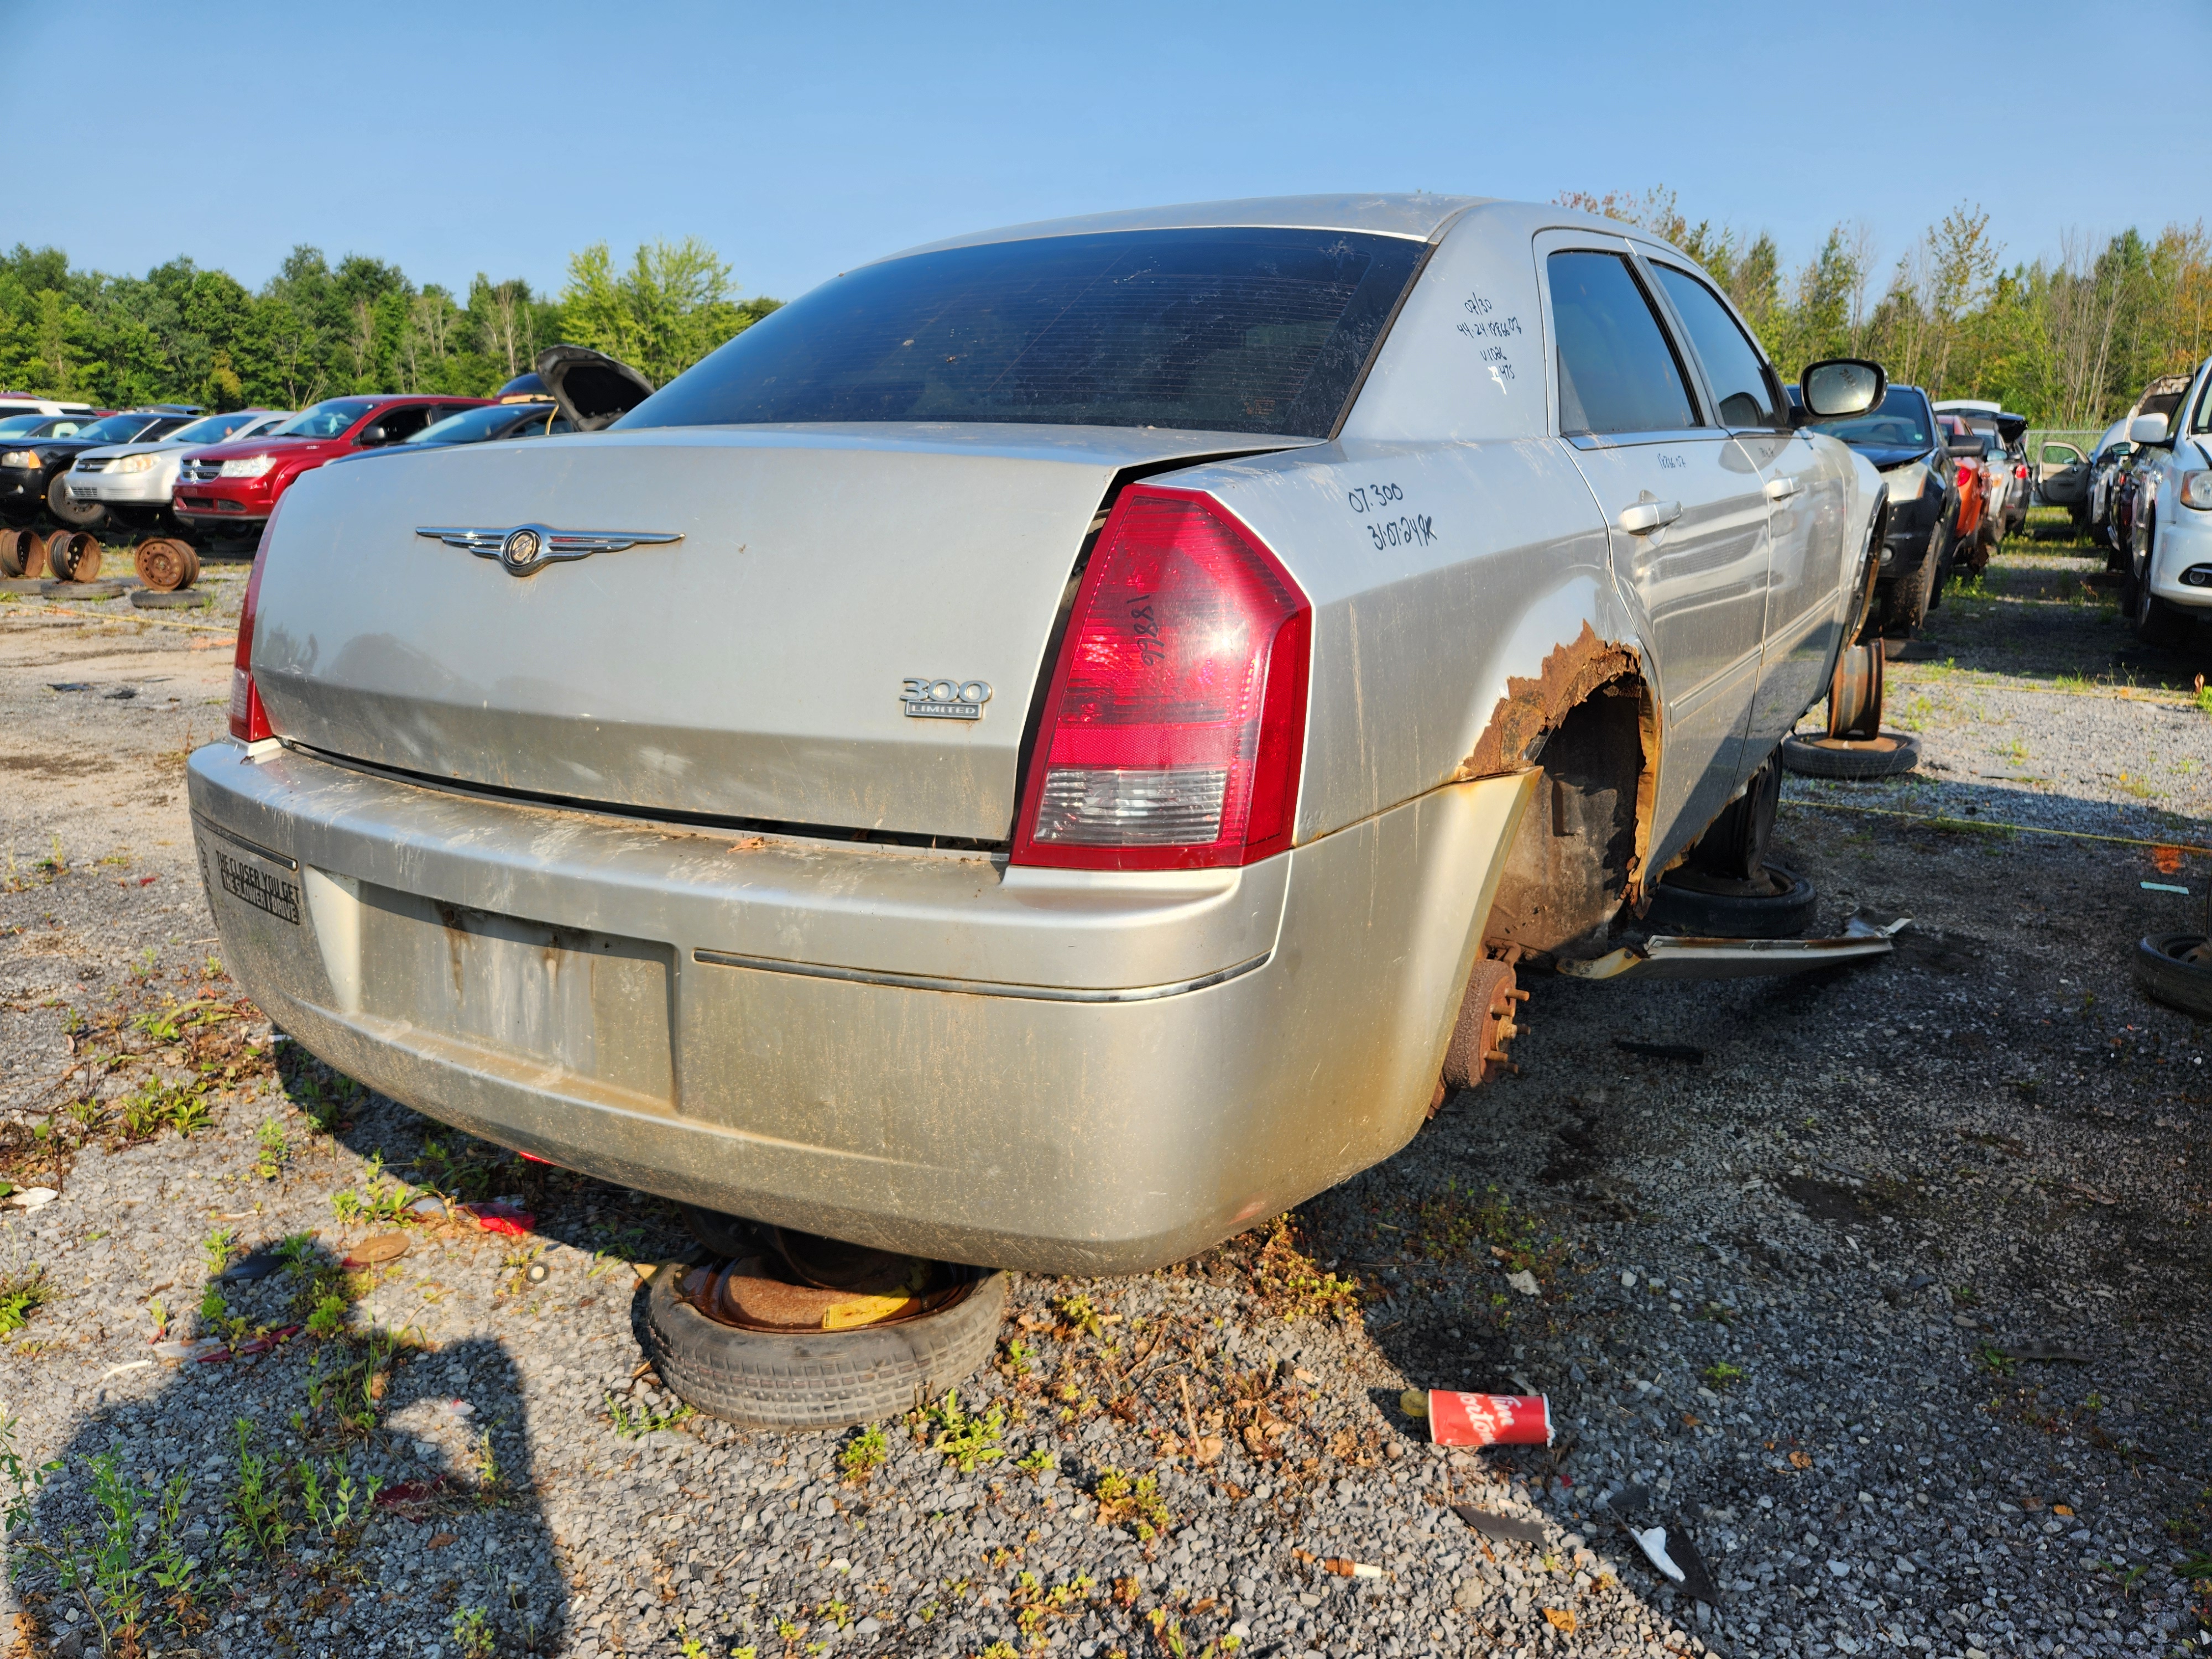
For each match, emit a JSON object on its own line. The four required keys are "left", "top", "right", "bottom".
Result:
{"left": 187, "top": 742, "right": 1528, "bottom": 1273}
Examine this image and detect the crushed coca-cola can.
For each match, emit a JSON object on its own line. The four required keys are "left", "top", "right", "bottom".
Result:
{"left": 1425, "top": 1391, "right": 1552, "bottom": 1447}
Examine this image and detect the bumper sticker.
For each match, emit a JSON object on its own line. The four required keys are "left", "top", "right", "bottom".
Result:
{"left": 216, "top": 849, "right": 300, "bottom": 925}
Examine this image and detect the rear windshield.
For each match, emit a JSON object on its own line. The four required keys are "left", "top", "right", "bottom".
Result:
{"left": 405, "top": 404, "right": 553, "bottom": 445}
{"left": 619, "top": 228, "right": 1428, "bottom": 438}
{"left": 1809, "top": 388, "right": 1933, "bottom": 448}
{"left": 69, "top": 414, "right": 165, "bottom": 445}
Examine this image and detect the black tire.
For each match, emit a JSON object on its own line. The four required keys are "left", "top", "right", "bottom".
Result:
{"left": 44, "top": 470, "right": 104, "bottom": 531}
{"left": 2136, "top": 933, "right": 2212, "bottom": 1018}
{"left": 1878, "top": 543, "right": 1937, "bottom": 636}
{"left": 641, "top": 1260, "right": 1009, "bottom": 1430}
{"left": 1779, "top": 731, "right": 1921, "bottom": 780}
{"left": 1646, "top": 863, "right": 1816, "bottom": 939}
{"left": 2131, "top": 520, "right": 2195, "bottom": 646}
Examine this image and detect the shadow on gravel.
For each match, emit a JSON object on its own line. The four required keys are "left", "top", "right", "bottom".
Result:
{"left": 11, "top": 1332, "right": 566, "bottom": 1658}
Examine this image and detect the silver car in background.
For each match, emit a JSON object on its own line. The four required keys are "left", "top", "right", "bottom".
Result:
{"left": 2117, "top": 354, "right": 2212, "bottom": 645}
{"left": 189, "top": 196, "right": 1884, "bottom": 1274}
{"left": 68, "top": 408, "right": 293, "bottom": 530}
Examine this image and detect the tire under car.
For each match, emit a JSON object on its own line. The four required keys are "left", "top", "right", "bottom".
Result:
{"left": 641, "top": 1259, "right": 1008, "bottom": 1430}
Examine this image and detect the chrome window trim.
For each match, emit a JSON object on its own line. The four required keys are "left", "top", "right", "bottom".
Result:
{"left": 1565, "top": 429, "right": 1731, "bottom": 451}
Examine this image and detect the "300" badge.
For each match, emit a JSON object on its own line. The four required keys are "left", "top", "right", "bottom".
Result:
{"left": 900, "top": 679, "right": 993, "bottom": 721}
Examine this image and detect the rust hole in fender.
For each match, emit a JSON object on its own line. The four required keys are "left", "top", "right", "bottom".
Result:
{"left": 1455, "top": 624, "right": 1660, "bottom": 933}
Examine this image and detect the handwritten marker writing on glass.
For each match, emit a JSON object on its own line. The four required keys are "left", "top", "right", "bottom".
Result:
{"left": 2142, "top": 881, "right": 2191, "bottom": 894}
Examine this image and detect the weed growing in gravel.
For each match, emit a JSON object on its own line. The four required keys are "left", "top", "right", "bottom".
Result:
{"left": 839, "top": 1423, "right": 889, "bottom": 1484}
{"left": 1249, "top": 1213, "right": 1361, "bottom": 1322}
{"left": 1015, "top": 1446, "right": 1056, "bottom": 1477}
{"left": 450, "top": 1604, "right": 495, "bottom": 1658}
{"left": 1093, "top": 1467, "right": 1173, "bottom": 1542}
{"left": 1702, "top": 1360, "right": 1746, "bottom": 1389}
{"left": 1, "top": 1413, "right": 210, "bottom": 1652}
{"left": 0, "top": 1267, "right": 49, "bottom": 1336}
{"left": 604, "top": 1391, "right": 696, "bottom": 1439}
{"left": 254, "top": 1118, "right": 289, "bottom": 1178}
{"left": 916, "top": 1389, "right": 1006, "bottom": 1472}
{"left": 1052, "top": 1293, "right": 1106, "bottom": 1338}
{"left": 225, "top": 1417, "right": 289, "bottom": 1558}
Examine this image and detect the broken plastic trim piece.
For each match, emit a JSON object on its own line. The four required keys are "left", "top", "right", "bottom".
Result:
{"left": 1556, "top": 914, "right": 1909, "bottom": 982}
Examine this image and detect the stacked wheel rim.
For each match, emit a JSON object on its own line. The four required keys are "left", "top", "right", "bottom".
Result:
{"left": 133, "top": 538, "right": 197, "bottom": 592}
{"left": 48, "top": 530, "right": 102, "bottom": 582}
{"left": 0, "top": 526, "right": 43, "bottom": 579}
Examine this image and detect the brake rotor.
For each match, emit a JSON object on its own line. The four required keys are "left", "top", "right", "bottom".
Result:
{"left": 1439, "top": 951, "right": 1527, "bottom": 1101}
{"left": 1826, "top": 638, "right": 1884, "bottom": 740}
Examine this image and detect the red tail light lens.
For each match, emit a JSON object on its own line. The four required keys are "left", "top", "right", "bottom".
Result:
{"left": 1010, "top": 486, "right": 1310, "bottom": 870}
{"left": 2015, "top": 463, "right": 2029, "bottom": 479}
{"left": 227, "top": 508, "right": 279, "bottom": 743}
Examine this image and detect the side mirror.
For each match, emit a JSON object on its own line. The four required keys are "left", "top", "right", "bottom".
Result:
{"left": 1946, "top": 437, "right": 1984, "bottom": 458}
{"left": 1799, "top": 358, "right": 1885, "bottom": 420}
{"left": 2128, "top": 413, "right": 2169, "bottom": 445}
{"left": 358, "top": 424, "right": 389, "bottom": 446}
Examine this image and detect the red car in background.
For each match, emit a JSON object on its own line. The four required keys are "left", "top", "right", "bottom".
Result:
{"left": 1938, "top": 414, "right": 1992, "bottom": 577}
{"left": 173, "top": 394, "right": 490, "bottom": 536}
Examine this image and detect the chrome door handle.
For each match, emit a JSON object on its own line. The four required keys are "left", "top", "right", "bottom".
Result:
{"left": 1618, "top": 499, "right": 1683, "bottom": 534}
{"left": 1764, "top": 476, "right": 1801, "bottom": 502}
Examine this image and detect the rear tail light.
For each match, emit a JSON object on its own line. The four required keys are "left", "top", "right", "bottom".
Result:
{"left": 1010, "top": 486, "right": 1310, "bottom": 870}
{"left": 227, "top": 505, "right": 280, "bottom": 742}
{"left": 2015, "top": 463, "right": 2029, "bottom": 479}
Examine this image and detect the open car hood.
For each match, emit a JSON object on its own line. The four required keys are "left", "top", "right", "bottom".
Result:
{"left": 535, "top": 345, "right": 655, "bottom": 432}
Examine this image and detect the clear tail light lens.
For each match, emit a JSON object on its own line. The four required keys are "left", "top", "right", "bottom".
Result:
{"left": 228, "top": 505, "right": 280, "bottom": 743}
{"left": 1010, "top": 486, "right": 1310, "bottom": 870}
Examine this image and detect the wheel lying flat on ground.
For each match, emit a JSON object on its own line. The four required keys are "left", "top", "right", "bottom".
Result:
{"left": 1780, "top": 731, "right": 1920, "bottom": 780}
{"left": 2135, "top": 933, "right": 2212, "bottom": 1018}
{"left": 131, "top": 587, "right": 211, "bottom": 609}
{"left": 641, "top": 1259, "right": 1008, "bottom": 1430}
{"left": 1645, "top": 863, "right": 1817, "bottom": 939}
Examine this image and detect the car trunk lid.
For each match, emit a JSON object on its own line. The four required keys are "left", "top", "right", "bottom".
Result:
{"left": 249, "top": 424, "right": 1310, "bottom": 842}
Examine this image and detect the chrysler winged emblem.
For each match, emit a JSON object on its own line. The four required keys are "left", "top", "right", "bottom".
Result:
{"left": 415, "top": 524, "right": 683, "bottom": 577}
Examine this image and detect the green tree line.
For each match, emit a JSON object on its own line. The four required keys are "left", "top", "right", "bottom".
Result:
{"left": 1562, "top": 187, "right": 2211, "bottom": 428}
{"left": 0, "top": 237, "right": 780, "bottom": 411}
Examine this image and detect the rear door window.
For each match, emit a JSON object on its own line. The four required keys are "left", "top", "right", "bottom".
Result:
{"left": 363, "top": 406, "right": 437, "bottom": 445}
{"left": 1545, "top": 252, "right": 1698, "bottom": 435}
{"left": 1650, "top": 265, "right": 1781, "bottom": 429}
{"left": 619, "top": 227, "right": 1428, "bottom": 438}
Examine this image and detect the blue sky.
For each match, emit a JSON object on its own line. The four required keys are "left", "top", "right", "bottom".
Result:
{"left": 8, "top": 1, "right": 2203, "bottom": 305}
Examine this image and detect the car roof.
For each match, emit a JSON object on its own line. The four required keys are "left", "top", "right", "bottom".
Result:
{"left": 880, "top": 193, "right": 1496, "bottom": 262}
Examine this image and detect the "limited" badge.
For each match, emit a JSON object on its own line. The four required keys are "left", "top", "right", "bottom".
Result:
{"left": 900, "top": 679, "right": 993, "bottom": 721}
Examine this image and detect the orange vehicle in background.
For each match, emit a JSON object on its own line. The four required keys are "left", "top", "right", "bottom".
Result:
{"left": 1940, "top": 415, "right": 1991, "bottom": 577}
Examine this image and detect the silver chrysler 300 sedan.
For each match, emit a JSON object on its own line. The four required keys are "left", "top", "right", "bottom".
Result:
{"left": 189, "top": 196, "right": 1884, "bottom": 1276}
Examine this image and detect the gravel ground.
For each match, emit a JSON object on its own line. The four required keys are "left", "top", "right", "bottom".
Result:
{"left": 1, "top": 521, "right": 2209, "bottom": 1659}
